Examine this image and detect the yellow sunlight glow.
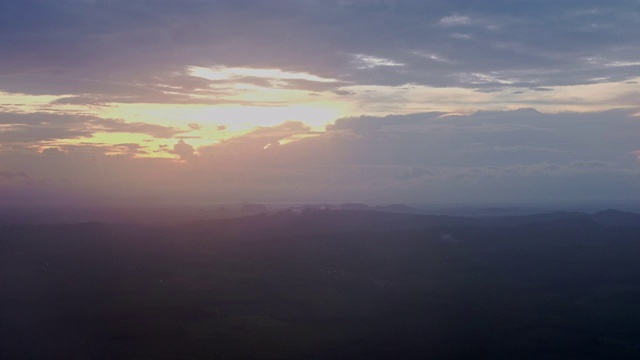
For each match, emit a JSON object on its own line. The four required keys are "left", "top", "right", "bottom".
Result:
{"left": 95, "top": 101, "right": 350, "bottom": 158}
{"left": 101, "top": 102, "right": 349, "bottom": 133}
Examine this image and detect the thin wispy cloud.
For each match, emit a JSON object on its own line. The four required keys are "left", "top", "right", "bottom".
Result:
{"left": 438, "top": 15, "right": 471, "bottom": 26}
{"left": 352, "top": 54, "right": 405, "bottom": 69}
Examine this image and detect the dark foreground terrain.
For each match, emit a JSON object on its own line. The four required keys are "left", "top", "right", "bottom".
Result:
{"left": 3, "top": 209, "right": 640, "bottom": 359}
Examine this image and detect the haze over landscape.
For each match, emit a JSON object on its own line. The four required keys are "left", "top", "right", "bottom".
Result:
{"left": 4, "top": 1, "right": 640, "bottom": 359}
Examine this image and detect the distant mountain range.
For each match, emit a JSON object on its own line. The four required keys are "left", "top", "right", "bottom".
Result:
{"left": 489, "top": 209, "right": 640, "bottom": 227}
{"left": 173, "top": 208, "right": 640, "bottom": 240}
{"left": 3, "top": 201, "right": 640, "bottom": 229}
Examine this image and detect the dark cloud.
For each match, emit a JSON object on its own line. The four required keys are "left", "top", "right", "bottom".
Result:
{"left": 172, "top": 139, "right": 196, "bottom": 160}
{"left": 319, "top": 109, "right": 640, "bottom": 167}
{"left": 2, "top": 109, "right": 640, "bottom": 204}
{"left": 95, "top": 118, "right": 184, "bottom": 138}
{"left": 198, "top": 121, "right": 313, "bottom": 158}
{"left": 113, "top": 143, "right": 148, "bottom": 155}
{"left": 0, "top": 112, "right": 184, "bottom": 143}
{"left": 1, "top": 0, "right": 638, "bottom": 100}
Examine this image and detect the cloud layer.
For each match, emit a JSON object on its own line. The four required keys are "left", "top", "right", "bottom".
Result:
{"left": 2, "top": 109, "right": 639, "bottom": 205}
{"left": 1, "top": 1, "right": 640, "bottom": 205}
{"left": 1, "top": 0, "right": 639, "bottom": 101}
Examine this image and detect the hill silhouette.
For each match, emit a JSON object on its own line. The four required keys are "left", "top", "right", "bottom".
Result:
{"left": 3, "top": 208, "right": 640, "bottom": 359}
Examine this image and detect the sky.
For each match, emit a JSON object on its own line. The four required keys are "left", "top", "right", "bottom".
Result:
{"left": 1, "top": 0, "right": 640, "bottom": 206}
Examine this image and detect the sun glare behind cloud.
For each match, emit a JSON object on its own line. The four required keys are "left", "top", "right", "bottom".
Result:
{"left": 2, "top": 0, "right": 640, "bottom": 205}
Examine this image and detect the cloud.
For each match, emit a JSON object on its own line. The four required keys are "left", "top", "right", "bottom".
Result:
{"left": 438, "top": 15, "right": 471, "bottom": 26}
{"left": 2, "top": 109, "right": 640, "bottom": 205}
{"left": 95, "top": 119, "right": 184, "bottom": 138}
{"left": 198, "top": 121, "right": 314, "bottom": 159}
{"left": 352, "top": 54, "right": 405, "bottom": 69}
{"left": 112, "top": 143, "right": 148, "bottom": 155}
{"left": 0, "top": 112, "right": 184, "bottom": 143}
{"left": 2, "top": 1, "right": 640, "bottom": 206}
{"left": 1, "top": 0, "right": 638, "bottom": 104}
{"left": 189, "top": 66, "right": 339, "bottom": 83}
{"left": 0, "top": 170, "right": 29, "bottom": 183}
{"left": 172, "top": 140, "right": 196, "bottom": 160}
